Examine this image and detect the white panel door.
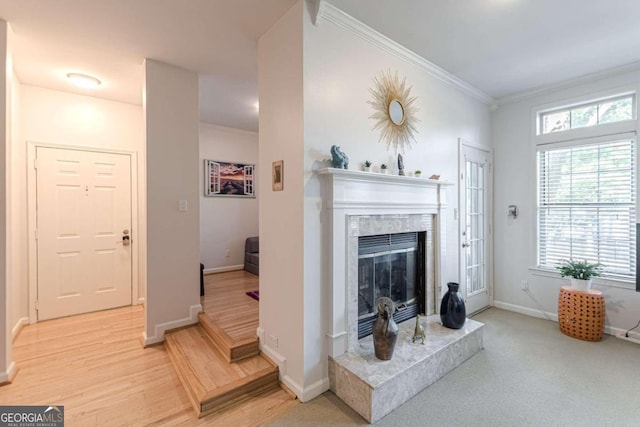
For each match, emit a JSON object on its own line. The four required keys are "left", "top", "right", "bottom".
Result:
{"left": 36, "top": 147, "right": 132, "bottom": 320}
{"left": 459, "top": 141, "right": 492, "bottom": 315}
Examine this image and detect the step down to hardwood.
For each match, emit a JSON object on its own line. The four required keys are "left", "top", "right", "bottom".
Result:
{"left": 165, "top": 324, "right": 280, "bottom": 418}
{"left": 197, "top": 312, "right": 259, "bottom": 363}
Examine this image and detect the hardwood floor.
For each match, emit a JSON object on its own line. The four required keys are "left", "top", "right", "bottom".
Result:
{"left": 201, "top": 270, "right": 259, "bottom": 343}
{"left": 1, "top": 270, "right": 298, "bottom": 426}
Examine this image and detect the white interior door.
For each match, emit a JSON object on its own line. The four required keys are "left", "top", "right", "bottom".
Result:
{"left": 36, "top": 147, "right": 132, "bottom": 321}
{"left": 459, "top": 140, "right": 492, "bottom": 315}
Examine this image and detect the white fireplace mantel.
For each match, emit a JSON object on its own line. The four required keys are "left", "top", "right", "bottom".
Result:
{"left": 317, "top": 168, "right": 454, "bottom": 211}
{"left": 317, "top": 167, "right": 454, "bottom": 358}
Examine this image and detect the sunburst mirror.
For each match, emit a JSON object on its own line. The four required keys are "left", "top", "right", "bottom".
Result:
{"left": 368, "top": 70, "right": 419, "bottom": 153}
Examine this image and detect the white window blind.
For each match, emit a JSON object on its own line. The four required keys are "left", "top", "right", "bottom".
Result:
{"left": 537, "top": 139, "right": 636, "bottom": 278}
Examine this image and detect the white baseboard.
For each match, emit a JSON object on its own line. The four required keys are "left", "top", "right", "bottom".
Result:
{"left": 12, "top": 317, "right": 29, "bottom": 342}
{"left": 492, "top": 300, "right": 638, "bottom": 339}
{"left": 143, "top": 304, "right": 202, "bottom": 346}
{"left": 257, "top": 326, "right": 329, "bottom": 402}
{"left": 616, "top": 333, "right": 640, "bottom": 344}
{"left": 258, "top": 330, "right": 287, "bottom": 375}
{"left": 203, "top": 265, "right": 244, "bottom": 275}
{"left": 0, "top": 362, "right": 17, "bottom": 384}
{"left": 300, "top": 377, "right": 330, "bottom": 402}
{"left": 609, "top": 327, "right": 640, "bottom": 341}
{"left": 493, "top": 300, "right": 558, "bottom": 322}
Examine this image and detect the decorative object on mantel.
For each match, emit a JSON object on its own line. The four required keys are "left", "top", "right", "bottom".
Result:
{"left": 363, "top": 160, "right": 372, "bottom": 172}
{"left": 428, "top": 174, "right": 440, "bottom": 180}
{"left": 412, "top": 314, "right": 426, "bottom": 344}
{"left": 414, "top": 170, "right": 422, "bottom": 178}
{"left": 372, "top": 297, "right": 399, "bottom": 360}
{"left": 380, "top": 163, "right": 389, "bottom": 174}
{"left": 440, "top": 282, "right": 466, "bottom": 329}
{"left": 330, "top": 145, "right": 349, "bottom": 169}
{"left": 556, "top": 259, "right": 601, "bottom": 292}
{"left": 397, "top": 153, "right": 405, "bottom": 176}
{"left": 368, "top": 70, "right": 419, "bottom": 153}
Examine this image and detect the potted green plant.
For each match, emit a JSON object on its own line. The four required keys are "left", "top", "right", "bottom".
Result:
{"left": 556, "top": 260, "right": 602, "bottom": 291}
{"left": 380, "top": 163, "right": 389, "bottom": 174}
{"left": 363, "top": 160, "right": 372, "bottom": 172}
{"left": 414, "top": 169, "right": 422, "bottom": 178}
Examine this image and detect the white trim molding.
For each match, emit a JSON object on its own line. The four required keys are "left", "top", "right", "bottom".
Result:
{"left": 493, "top": 300, "right": 640, "bottom": 341}
{"left": 318, "top": 2, "right": 493, "bottom": 105}
{"left": 199, "top": 122, "right": 258, "bottom": 137}
{"left": 203, "top": 265, "right": 244, "bottom": 275}
{"left": 0, "top": 362, "right": 18, "bottom": 385}
{"left": 497, "top": 60, "right": 640, "bottom": 107}
{"left": 493, "top": 300, "right": 558, "bottom": 322}
{"left": 142, "top": 304, "right": 202, "bottom": 346}
{"left": 12, "top": 317, "right": 29, "bottom": 342}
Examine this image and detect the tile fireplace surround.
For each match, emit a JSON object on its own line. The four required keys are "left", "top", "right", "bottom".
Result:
{"left": 318, "top": 168, "right": 484, "bottom": 423}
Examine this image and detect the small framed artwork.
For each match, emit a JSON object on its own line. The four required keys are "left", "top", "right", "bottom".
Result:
{"left": 272, "top": 160, "right": 284, "bottom": 191}
{"left": 204, "top": 160, "right": 256, "bottom": 197}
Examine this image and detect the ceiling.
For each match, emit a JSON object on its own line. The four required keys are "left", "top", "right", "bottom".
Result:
{"left": 1, "top": 0, "right": 639, "bottom": 132}
{"left": 328, "top": 0, "right": 640, "bottom": 100}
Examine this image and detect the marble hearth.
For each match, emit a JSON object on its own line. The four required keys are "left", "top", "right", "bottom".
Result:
{"left": 319, "top": 168, "right": 484, "bottom": 423}
{"left": 329, "top": 316, "right": 484, "bottom": 423}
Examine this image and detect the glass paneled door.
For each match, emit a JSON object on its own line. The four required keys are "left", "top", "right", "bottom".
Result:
{"left": 459, "top": 140, "right": 492, "bottom": 314}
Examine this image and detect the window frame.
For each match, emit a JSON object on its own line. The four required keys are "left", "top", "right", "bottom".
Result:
{"left": 532, "top": 89, "right": 639, "bottom": 288}
{"left": 536, "top": 136, "right": 637, "bottom": 280}
{"left": 537, "top": 93, "right": 636, "bottom": 136}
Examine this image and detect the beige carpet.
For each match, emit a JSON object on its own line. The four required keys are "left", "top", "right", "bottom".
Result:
{"left": 267, "top": 308, "right": 640, "bottom": 426}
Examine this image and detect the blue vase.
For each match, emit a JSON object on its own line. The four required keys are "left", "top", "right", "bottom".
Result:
{"left": 440, "top": 282, "right": 466, "bottom": 329}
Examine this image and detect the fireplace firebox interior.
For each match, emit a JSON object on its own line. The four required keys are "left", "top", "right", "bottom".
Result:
{"left": 357, "top": 232, "right": 426, "bottom": 338}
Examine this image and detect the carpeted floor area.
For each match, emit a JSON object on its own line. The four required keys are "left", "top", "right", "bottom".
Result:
{"left": 267, "top": 308, "right": 640, "bottom": 426}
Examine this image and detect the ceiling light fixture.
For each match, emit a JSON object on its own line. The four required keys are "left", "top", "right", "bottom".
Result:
{"left": 66, "top": 72, "right": 101, "bottom": 89}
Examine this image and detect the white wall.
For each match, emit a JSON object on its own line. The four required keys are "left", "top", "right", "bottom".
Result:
{"left": 17, "top": 85, "right": 144, "bottom": 325}
{"left": 0, "top": 20, "right": 14, "bottom": 383}
{"left": 258, "top": 1, "right": 491, "bottom": 401}
{"left": 10, "top": 71, "right": 24, "bottom": 335}
{"left": 493, "top": 68, "right": 640, "bottom": 337}
{"left": 199, "top": 123, "right": 258, "bottom": 273}
{"left": 143, "top": 59, "right": 200, "bottom": 345}
{"left": 258, "top": 0, "right": 306, "bottom": 398}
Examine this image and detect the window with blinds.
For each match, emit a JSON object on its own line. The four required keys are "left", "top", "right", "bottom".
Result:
{"left": 537, "top": 139, "right": 636, "bottom": 278}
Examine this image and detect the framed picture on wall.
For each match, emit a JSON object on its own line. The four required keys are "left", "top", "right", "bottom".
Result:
{"left": 272, "top": 160, "right": 284, "bottom": 191}
{"left": 204, "top": 160, "right": 256, "bottom": 197}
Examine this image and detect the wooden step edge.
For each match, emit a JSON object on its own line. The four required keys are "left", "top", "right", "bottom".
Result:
{"left": 164, "top": 333, "right": 207, "bottom": 414}
{"left": 229, "top": 340, "right": 260, "bottom": 363}
{"left": 198, "top": 313, "right": 260, "bottom": 363}
{"left": 197, "top": 314, "right": 233, "bottom": 360}
{"left": 200, "top": 377, "right": 282, "bottom": 418}
{"left": 199, "top": 367, "right": 280, "bottom": 417}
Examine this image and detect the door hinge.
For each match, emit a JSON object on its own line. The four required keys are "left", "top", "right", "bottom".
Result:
{"left": 35, "top": 300, "right": 39, "bottom": 310}
{"left": 34, "top": 159, "right": 38, "bottom": 169}
{"left": 34, "top": 229, "right": 38, "bottom": 240}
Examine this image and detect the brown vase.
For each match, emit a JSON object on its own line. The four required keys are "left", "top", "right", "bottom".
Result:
{"left": 372, "top": 297, "right": 399, "bottom": 360}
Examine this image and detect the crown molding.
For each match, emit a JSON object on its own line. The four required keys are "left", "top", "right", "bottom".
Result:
{"left": 496, "top": 60, "right": 640, "bottom": 107}
{"left": 199, "top": 122, "right": 258, "bottom": 136}
{"left": 318, "top": 2, "right": 493, "bottom": 105}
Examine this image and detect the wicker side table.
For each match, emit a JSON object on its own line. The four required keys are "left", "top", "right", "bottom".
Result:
{"left": 558, "top": 286, "right": 605, "bottom": 341}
